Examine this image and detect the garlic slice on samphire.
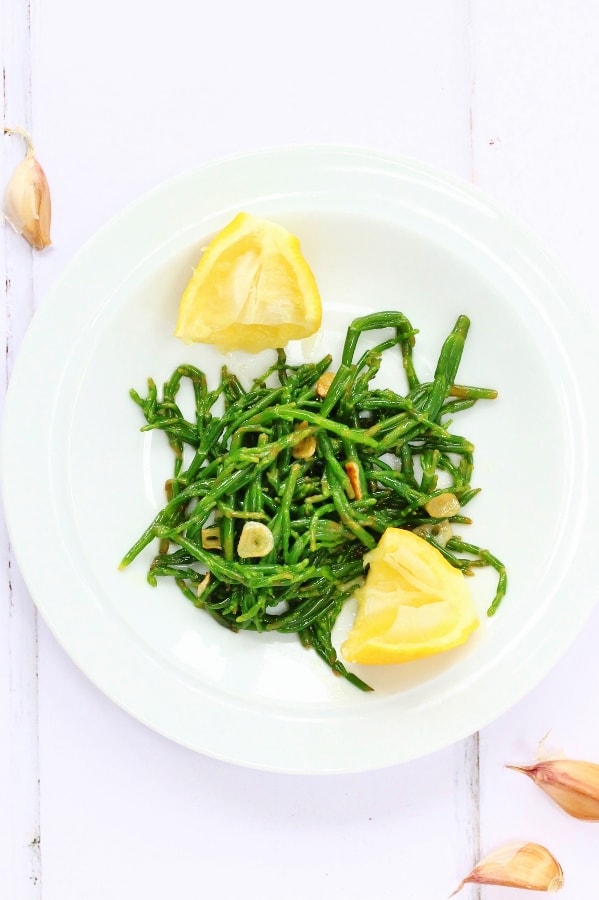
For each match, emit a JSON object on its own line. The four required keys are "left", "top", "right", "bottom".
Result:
{"left": 3, "top": 126, "right": 51, "bottom": 250}
{"left": 237, "top": 521, "right": 274, "bottom": 559}
{"left": 508, "top": 757, "right": 599, "bottom": 821}
{"left": 451, "top": 842, "right": 564, "bottom": 895}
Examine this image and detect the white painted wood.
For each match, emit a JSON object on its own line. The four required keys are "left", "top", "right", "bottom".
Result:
{"left": 470, "top": 3, "right": 599, "bottom": 897}
{"left": 469, "top": 0, "right": 599, "bottom": 308}
{"left": 1, "top": 0, "right": 43, "bottom": 897}
{"left": 37, "top": 646, "right": 478, "bottom": 899}
{"left": 479, "top": 612, "right": 599, "bottom": 899}
{"left": 3, "top": 0, "right": 599, "bottom": 897}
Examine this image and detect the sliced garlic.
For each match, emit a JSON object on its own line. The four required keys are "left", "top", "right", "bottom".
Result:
{"left": 425, "top": 492, "right": 460, "bottom": 518}
{"left": 201, "top": 525, "right": 222, "bottom": 550}
{"left": 316, "top": 371, "right": 335, "bottom": 398}
{"left": 3, "top": 126, "right": 51, "bottom": 250}
{"left": 291, "top": 422, "right": 317, "bottom": 459}
{"left": 412, "top": 518, "right": 454, "bottom": 547}
{"left": 508, "top": 757, "right": 599, "bottom": 821}
{"left": 344, "top": 461, "right": 363, "bottom": 500}
{"left": 237, "top": 521, "right": 274, "bottom": 558}
{"left": 196, "top": 571, "right": 210, "bottom": 599}
{"left": 451, "top": 842, "right": 564, "bottom": 895}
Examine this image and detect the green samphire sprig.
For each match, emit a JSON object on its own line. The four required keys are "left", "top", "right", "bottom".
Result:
{"left": 120, "top": 311, "right": 506, "bottom": 691}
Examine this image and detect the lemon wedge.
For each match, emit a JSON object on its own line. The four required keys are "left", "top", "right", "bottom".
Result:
{"left": 174, "top": 212, "right": 322, "bottom": 353}
{"left": 342, "top": 528, "right": 479, "bottom": 665}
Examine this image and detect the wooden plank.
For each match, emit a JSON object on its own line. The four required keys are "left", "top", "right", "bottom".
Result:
{"left": 24, "top": 1, "right": 481, "bottom": 897}
{"left": 470, "top": 2, "right": 599, "bottom": 896}
{"left": 1, "top": 0, "right": 43, "bottom": 895}
{"left": 1, "top": 102, "right": 43, "bottom": 900}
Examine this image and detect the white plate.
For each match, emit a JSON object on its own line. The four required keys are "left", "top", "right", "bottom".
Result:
{"left": 3, "top": 146, "right": 599, "bottom": 774}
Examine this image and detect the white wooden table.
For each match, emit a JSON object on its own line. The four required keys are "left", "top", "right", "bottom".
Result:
{"left": 3, "top": 2, "right": 599, "bottom": 897}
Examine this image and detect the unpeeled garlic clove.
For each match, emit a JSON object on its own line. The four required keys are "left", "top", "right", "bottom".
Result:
{"left": 508, "top": 757, "right": 599, "bottom": 821}
{"left": 3, "top": 126, "right": 51, "bottom": 250}
{"left": 451, "top": 842, "right": 564, "bottom": 895}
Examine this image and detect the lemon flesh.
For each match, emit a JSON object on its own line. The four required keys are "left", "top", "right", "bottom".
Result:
{"left": 175, "top": 212, "right": 322, "bottom": 353}
{"left": 342, "top": 528, "right": 479, "bottom": 665}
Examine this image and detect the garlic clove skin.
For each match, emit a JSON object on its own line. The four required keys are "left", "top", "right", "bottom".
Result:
{"left": 508, "top": 758, "right": 599, "bottom": 821}
{"left": 3, "top": 127, "right": 51, "bottom": 250}
{"left": 451, "top": 842, "right": 564, "bottom": 895}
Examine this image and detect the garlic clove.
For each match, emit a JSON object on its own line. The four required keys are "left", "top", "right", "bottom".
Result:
{"left": 413, "top": 518, "right": 454, "bottom": 547}
{"left": 291, "top": 422, "right": 317, "bottom": 460}
{"left": 451, "top": 842, "right": 564, "bottom": 895}
{"left": 201, "top": 525, "right": 222, "bottom": 550}
{"left": 508, "top": 758, "right": 599, "bottom": 821}
{"left": 196, "top": 572, "right": 211, "bottom": 600}
{"left": 425, "top": 491, "right": 460, "bottom": 519}
{"left": 237, "top": 521, "right": 274, "bottom": 559}
{"left": 315, "top": 370, "right": 335, "bottom": 398}
{"left": 3, "top": 126, "right": 51, "bottom": 250}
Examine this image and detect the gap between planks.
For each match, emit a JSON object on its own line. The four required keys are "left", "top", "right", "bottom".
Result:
{"left": 2, "top": 0, "right": 43, "bottom": 894}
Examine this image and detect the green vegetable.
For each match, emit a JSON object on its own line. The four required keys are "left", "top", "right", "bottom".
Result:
{"left": 120, "top": 311, "right": 506, "bottom": 690}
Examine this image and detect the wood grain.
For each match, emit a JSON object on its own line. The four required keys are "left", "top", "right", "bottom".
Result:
{"left": 2, "top": 0, "right": 42, "bottom": 897}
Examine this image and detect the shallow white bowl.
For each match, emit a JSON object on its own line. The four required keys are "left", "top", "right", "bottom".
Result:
{"left": 2, "top": 146, "right": 599, "bottom": 773}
